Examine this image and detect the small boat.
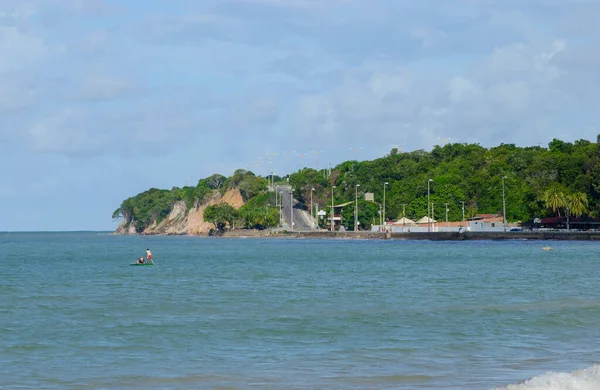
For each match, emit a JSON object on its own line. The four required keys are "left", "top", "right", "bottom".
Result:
{"left": 131, "top": 256, "right": 154, "bottom": 266}
{"left": 542, "top": 246, "right": 552, "bottom": 251}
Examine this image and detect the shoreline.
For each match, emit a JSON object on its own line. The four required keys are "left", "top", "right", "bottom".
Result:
{"left": 114, "top": 229, "right": 600, "bottom": 241}
{"left": 235, "top": 230, "right": 600, "bottom": 241}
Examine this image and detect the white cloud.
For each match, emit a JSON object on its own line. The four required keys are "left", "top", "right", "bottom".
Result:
{"left": 28, "top": 108, "right": 96, "bottom": 154}
{"left": 368, "top": 68, "right": 411, "bottom": 100}
{"left": 448, "top": 77, "right": 479, "bottom": 103}
{"left": 4, "top": 0, "right": 600, "bottom": 230}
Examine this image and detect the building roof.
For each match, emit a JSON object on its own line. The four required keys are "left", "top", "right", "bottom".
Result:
{"left": 328, "top": 201, "right": 354, "bottom": 208}
{"left": 391, "top": 217, "right": 416, "bottom": 225}
{"left": 468, "top": 213, "right": 501, "bottom": 220}
{"left": 416, "top": 216, "right": 437, "bottom": 224}
{"left": 540, "top": 216, "right": 600, "bottom": 224}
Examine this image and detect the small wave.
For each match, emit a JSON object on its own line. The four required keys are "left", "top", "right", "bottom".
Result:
{"left": 495, "top": 364, "right": 600, "bottom": 390}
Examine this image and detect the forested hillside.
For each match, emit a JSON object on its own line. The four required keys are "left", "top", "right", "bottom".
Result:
{"left": 114, "top": 137, "right": 600, "bottom": 232}
{"left": 112, "top": 169, "right": 270, "bottom": 233}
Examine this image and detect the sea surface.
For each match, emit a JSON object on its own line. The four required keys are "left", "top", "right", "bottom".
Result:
{"left": 2, "top": 232, "right": 600, "bottom": 389}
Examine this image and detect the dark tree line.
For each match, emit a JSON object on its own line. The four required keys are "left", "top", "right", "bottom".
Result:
{"left": 289, "top": 137, "right": 600, "bottom": 230}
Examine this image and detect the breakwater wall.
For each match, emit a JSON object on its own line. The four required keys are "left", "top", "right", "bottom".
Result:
{"left": 262, "top": 230, "right": 600, "bottom": 241}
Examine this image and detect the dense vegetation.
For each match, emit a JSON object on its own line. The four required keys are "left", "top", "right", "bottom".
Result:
{"left": 113, "top": 170, "right": 269, "bottom": 233}
{"left": 289, "top": 137, "right": 600, "bottom": 230}
{"left": 114, "top": 136, "right": 600, "bottom": 232}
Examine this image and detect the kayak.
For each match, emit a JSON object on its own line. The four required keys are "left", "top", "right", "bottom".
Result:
{"left": 130, "top": 263, "right": 154, "bottom": 266}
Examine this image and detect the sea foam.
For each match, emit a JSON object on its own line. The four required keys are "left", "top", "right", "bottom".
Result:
{"left": 496, "top": 365, "right": 600, "bottom": 390}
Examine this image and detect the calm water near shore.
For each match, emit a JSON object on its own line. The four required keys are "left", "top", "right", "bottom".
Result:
{"left": 2, "top": 232, "right": 600, "bottom": 389}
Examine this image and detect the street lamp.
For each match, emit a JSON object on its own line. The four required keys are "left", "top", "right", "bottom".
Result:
{"left": 290, "top": 188, "right": 294, "bottom": 230}
{"left": 311, "top": 187, "right": 315, "bottom": 227}
{"left": 427, "top": 179, "right": 433, "bottom": 232}
{"left": 279, "top": 191, "right": 283, "bottom": 227}
{"left": 355, "top": 184, "right": 359, "bottom": 231}
{"left": 445, "top": 202, "right": 449, "bottom": 228}
{"left": 383, "top": 182, "right": 389, "bottom": 227}
{"left": 331, "top": 185, "right": 336, "bottom": 232}
{"left": 460, "top": 201, "right": 465, "bottom": 231}
{"left": 501, "top": 176, "right": 506, "bottom": 232}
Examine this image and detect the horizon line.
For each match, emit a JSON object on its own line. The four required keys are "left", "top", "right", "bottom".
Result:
{"left": 0, "top": 230, "right": 114, "bottom": 233}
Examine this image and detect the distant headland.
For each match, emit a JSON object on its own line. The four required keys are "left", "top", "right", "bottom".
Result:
{"left": 112, "top": 137, "right": 600, "bottom": 237}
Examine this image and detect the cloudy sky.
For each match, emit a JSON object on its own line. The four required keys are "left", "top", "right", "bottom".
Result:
{"left": 1, "top": 0, "right": 599, "bottom": 231}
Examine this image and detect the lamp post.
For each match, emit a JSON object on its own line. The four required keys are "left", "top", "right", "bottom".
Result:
{"left": 279, "top": 191, "right": 283, "bottom": 227}
{"left": 354, "top": 184, "right": 358, "bottom": 231}
{"left": 383, "top": 182, "right": 389, "bottom": 227}
{"left": 331, "top": 185, "right": 336, "bottom": 232}
{"left": 311, "top": 187, "right": 315, "bottom": 228}
{"left": 460, "top": 201, "right": 465, "bottom": 231}
{"left": 501, "top": 176, "right": 506, "bottom": 232}
{"left": 427, "top": 179, "right": 433, "bottom": 232}
{"left": 445, "top": 202, "right": 449, "bottom": 228}
{"left": 290, "top": 188, "right": 294, "bottom": 230}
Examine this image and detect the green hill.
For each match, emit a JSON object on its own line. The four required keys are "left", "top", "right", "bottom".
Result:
{"left": 113, "top": 136, "right": 600, "bottom": 233}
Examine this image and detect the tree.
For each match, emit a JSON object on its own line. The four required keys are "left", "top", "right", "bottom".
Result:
{"left": 340, "top": 200, "right": 379, "bottom": 231}
{"left": 238, "top": 175, "right": 268, "bottom": 201}
{"left": 567, "top": 192, "right": 588, "bottom": 217}
{"left": 542, "top": 186, "right": 567, "bottom": 216}
{"left": 203, "top": 203, "right": 238, "bottom": 235}
{"left": 207, "top": 174, "right": 226, "bottom": 189}
{"left": 115, "top": 135, "right": 600, "bottom": 232}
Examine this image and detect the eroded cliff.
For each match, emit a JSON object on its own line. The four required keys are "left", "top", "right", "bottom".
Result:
{"left": 115, "top": 188, "right": 244, "bottom": 235}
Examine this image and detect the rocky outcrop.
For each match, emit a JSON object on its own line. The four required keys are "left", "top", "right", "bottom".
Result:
{"left": 115, "top": 220, "right": 137, "bottom": 235}
{"left": 115, "top": 188, "right": 244, "bottom": 236}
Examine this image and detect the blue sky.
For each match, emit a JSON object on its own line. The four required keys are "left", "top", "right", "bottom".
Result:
{"left": 1, "top": 0, "right": 599, "bottom": 231}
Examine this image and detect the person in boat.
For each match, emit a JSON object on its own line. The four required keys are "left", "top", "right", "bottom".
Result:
{"left": 146, "top": 248, "right": 152, "bottom": 263}
{"left": 137, "top": 256, "right": 145, "bottom": 264}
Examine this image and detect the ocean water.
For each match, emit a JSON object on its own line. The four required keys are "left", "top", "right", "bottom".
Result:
{"left": 2, "top": 232, "right": 600, "bottom": 389}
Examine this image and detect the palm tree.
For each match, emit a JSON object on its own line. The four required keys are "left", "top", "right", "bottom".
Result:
{"left": 542, "top": 186, "right": 567, "bottom": 216}
{"left": 568, "top": 192, "right": 588, "bottom": 217}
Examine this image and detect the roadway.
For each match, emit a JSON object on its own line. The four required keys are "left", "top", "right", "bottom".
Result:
{"left": 278, "top": 185, "right": 314, "bottom": 231}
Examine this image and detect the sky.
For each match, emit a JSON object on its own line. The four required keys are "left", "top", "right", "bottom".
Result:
{"left": 1, "top": 0, "right": 599, "bottom": 231}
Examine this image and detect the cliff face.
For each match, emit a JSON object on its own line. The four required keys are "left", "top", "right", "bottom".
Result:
{"left": 115, "top": 188, "right": 244, "bottom": 235}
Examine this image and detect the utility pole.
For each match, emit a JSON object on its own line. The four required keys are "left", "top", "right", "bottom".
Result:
{"left": 432, "top": 203, "right": 435, "bottom": 232}
{"left": 279, "top": 191, "right": 283, "bottom": 227}
{"left": 445, "top": 202, "right": 449, "bottom": 228}
{"left": 383, "top": 182, "right": 389, "bottom": 227}
{"left": 355, "top": 184, "right": 361, "bottom": 231}
{"left": 331, "top": 185, "right": 336, "bottom": 232}
{"left": 502, "top": 176, "right": 507, "bottom": 232}
{"left": 310, "top": 187, "right": 315, "bottom": 228}
{"left": 427, "top": 179, "right": 433, "bottom": 232}
{"left": 460, "top": 201, "right": 465, "bottom": 231}
{"left": 290, "top": 189, "right": 294, "bottom": 230}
